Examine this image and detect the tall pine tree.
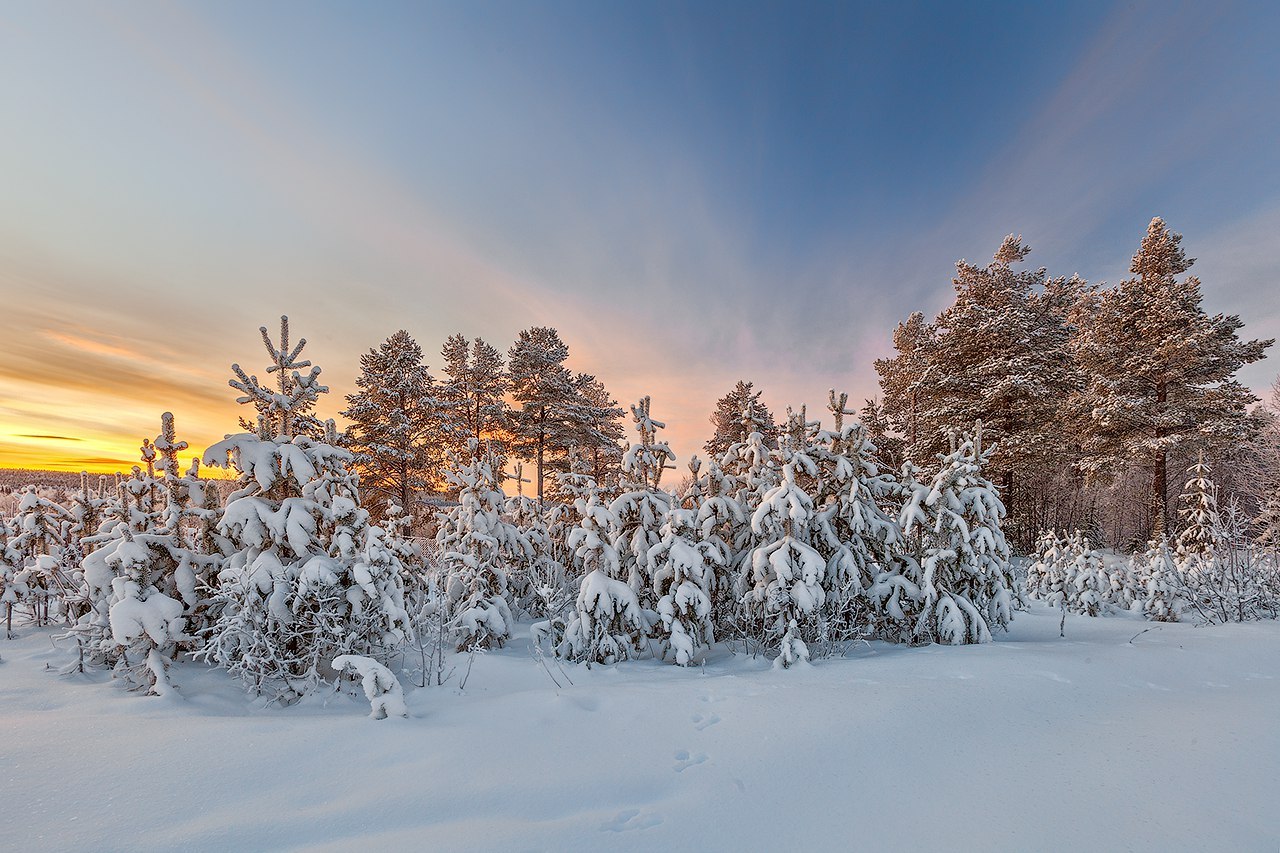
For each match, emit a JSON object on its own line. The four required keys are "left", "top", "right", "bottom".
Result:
{"left": 440, "top": 333, "right": 510, "bottom": 456}
{"left": 1072, "top": 218, "right": 1272, "bottom": 538}
{"left": 343, "top": 330, "right": 454, "bottom": 521}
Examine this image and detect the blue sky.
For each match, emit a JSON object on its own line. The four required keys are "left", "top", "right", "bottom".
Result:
{"left": 0, "top": 1, "right": 1277, "bottom": 469}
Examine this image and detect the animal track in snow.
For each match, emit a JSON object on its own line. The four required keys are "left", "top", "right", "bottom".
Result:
{"left": 691, "top": 712, "right": 721, "bottom": 730}
{"left": 600, "top": 809, "right": 664, "bottom": 832}
{"left": 674, "top": 749, "right": 709, "bottom": 772}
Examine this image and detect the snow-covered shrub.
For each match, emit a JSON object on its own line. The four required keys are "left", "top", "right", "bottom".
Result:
{"left": 333, "top": 654, "right": 408, "bottom": 719}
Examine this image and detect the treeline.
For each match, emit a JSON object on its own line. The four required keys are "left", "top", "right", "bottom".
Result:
{"left": 870, "top": 218, "right": 1275, "bottom": 551}
{"left": 339, "top": 327, "right": 624, "bottom": 518}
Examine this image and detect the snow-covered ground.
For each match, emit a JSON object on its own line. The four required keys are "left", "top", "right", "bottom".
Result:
{"left": 3, "top": 605, "right": 1277, "bottom": 852}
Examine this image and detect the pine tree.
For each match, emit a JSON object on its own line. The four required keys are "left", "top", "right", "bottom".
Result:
{"left": 556, "top": 488, "right": 648, "bottom": 664}
{"left": 1176, "top": 452, "right": 1221, "bottom": 559}
{"left": 811, "top": 392, "right": 901, "bottom": 639}
{"left": 70, "top": 421, "right": 201, "bottom": 694}
{"left": 564, "top": 373, "right": 626, "bottom": 491}
{"left": 435, "top": 440, "right": 528, "bottom": 649}
{"left": 704, "top": 380, "right": 779, "bottom": 458}
{"left": 895, "top": 423, "right": 1014, "bottom": 644}
{"left": 1072, "top": 218, "right": 1272, "bottom": 539}
{"left": 651, "top": 507, "right": 720, "bottom": 665}
{"left": 1026, "top": 530, "right": 1066, "bottom": 601}
{"left": 877, "top": 238, "right": 1084, "bottom": 547}
{"left": 874, "top": 311, "right": 937, "bottom": 465}
{"left": 741, "top": 413, "right": 826, "bottom": 668}
{"left": 439, "top": 333, "right": 510, "bottom": 455}
{"left": 343, "top": 330, "right": 454, "bottom": 521}
{"left": 609, "top": 396, "right": 677, "bottom": 612}
{"left": 508, "top": 327, "right": 589, "bottom": 505}
{"left": 928, "top": 238, "right": 1084, "bottom": 544}
{"left": 859, "top": 397, "right": 904, "bottom": 471}
{"left": 1139, "top": 539, "right": 1183, "bottom": 622}
{"left": 231, "top": 316, "right": 328, "bottom": 439}
{"left": 687, "top": 455, "right": 746, "bottom": 635}
{"left": 1, "top": 519, "right": 25, "bottom": 637}
{"left": 199, "top": 317, "right": 411, "bottom": 700}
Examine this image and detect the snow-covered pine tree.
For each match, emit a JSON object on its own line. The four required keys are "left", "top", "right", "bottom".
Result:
{"left": 12, "top": 485, "right": 69, "bottom": 563}
{"left": 811, "top": 391, "right": 902, "bottom": 640}
{"left": 555, "top": 488, "right": 647, "bottom": 665}
{"left": 1139, "top": 538, "right": 1183, "bottom": 622}
{"left": 650, "top": 504, "right": 721, "bottom": 666}
{"left": 562, "top": 373, "right": 627, "bottom": 495}
{"left": 650, "top": 507, "right": 720, "bottom": 665}
{"left": 1, "top": 518, "right": 25, "bottom": 637}
{"left": 714, "top": 407, "right": 782, "bottom": 609}
{"left": 741, "top": 412, "right": 826, "bottom": 668}
{"left": 545, "top": 447, "right": 597, "bottom": 566}
{"left": 878, "top": 239, "right": 1084, "bottom": 550}
{"left": 1066, "top": 531, "right": 1110, "bottom": 617}
{"left": 704, "top": 380, "right": 779, "bottom": 458}
{"left": 1176, "top": 452, "right": 1221, "bottom": 560}
{"left": 895, "top": 422, "right": 1014, "bottom": 644}
{"left": 925, "top": 238, "right": 1085, "bottom": 550}
{"left": 609, "top": 396, "right": 676, "bottom": 613}
{"left": 1245, "top": 378, "right": 1280, "bottom": 545}
{"left": 685, "top": 455, "right": 742, "bottom": 634}
{"left": 11, "top": 486, "right": 71, "bottom": 625}
{"left": 1106, "top": 550, "right": 1140, "bottom": 612}
{"left": 70, "top": 422, "right": 202, "bottom": 694}
{"left": 232, "top": 317, "right": 329, "bottom": 440}
{"left": 343, "top": 330, "right": 455, "bottom": 523}
{"left": 1257, "top": 492, "right": 1280, "bottom": 549}
{"left": 66, "top": 472, "right": 109, "bottom": 558}
{"left": 1072, "top": 218, "right": 1272, "bottom": 539}
{"left": 199, "top": 317, "right": 411, "bottom": 700}
{"left": 502, "top": 461, "right": 558, "bottom": 617}
{"left": 435, "top": 440, "right": 527, "bottom": 649}
{"left": 1026, "top": 530, "right": 1065, "bottom": 601}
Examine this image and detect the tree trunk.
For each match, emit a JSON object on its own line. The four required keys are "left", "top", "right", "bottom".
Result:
{"left": 1151, "top": 380, "right": 1168, "bottom": 540}
{"left": 1001, "top": 469, "right": 1017, "bottom": 549}
{"left": 536, "top": 406, "right": 546, "bottom": 508}
{"left": 908, "top": 389, "right": 917, "bottom": 463}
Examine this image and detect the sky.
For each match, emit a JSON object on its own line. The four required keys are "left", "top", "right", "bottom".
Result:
{"left": 1, "top": 0, "right": 1278, "bottom": 474}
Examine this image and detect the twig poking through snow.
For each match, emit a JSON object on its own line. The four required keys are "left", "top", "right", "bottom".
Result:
{"left": 1129, "top": 627, "right": 1159, "bottom": 644}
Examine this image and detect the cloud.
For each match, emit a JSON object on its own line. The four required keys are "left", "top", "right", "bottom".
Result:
{"left": 15, "top": 435, "right": 82, "bottom": 442}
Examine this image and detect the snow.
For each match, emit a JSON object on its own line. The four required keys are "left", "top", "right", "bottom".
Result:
{"left": 2, "top": 604, "right": 1278, "bottom": 851}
